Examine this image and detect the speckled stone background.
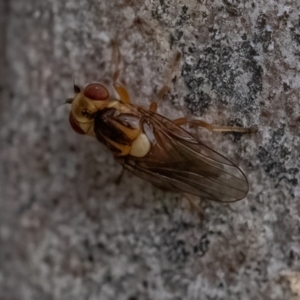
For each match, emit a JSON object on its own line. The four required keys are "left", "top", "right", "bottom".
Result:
{"left": 1, "top": 0, "right": 300, "bottom": 299}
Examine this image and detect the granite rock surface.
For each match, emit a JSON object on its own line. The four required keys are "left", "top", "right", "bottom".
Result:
{"left": 1, "top": 1, "right": 300, "bottom": 299}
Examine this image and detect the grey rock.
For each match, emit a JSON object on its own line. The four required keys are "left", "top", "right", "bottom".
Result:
{"left": 1, "top": 1, "right": 300, "bottom": 299}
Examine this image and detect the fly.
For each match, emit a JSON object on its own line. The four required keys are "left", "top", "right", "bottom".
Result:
{"left": 67, "top": 49, "right": 256, "bottom": 203}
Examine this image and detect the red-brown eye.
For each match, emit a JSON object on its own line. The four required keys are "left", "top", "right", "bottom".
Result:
{"left": 83, "top": 83, "right": 109, "bottom": 101}
{"left": 69, "top": 112, "right": 85, "bottom": 135}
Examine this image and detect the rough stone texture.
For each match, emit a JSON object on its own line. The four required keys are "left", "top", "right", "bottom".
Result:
{"left": 1, "top": 0, "right": 300, "bottom": 299}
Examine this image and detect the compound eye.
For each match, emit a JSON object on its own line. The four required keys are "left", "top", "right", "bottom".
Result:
{"left": 83, "top": 83, "right": 109, "bottom": 101}
{"left": 69, "top": 112, "right": 85, "bottom": 135}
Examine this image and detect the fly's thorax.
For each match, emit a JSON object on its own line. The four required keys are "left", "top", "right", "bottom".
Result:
{"left": 107, "top": 100, "right": 135, "bottom": 113}
{"left": 94, "top": 104, "right": 151, "bottom": 158}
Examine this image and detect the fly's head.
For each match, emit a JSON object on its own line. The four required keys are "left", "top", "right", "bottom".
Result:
{"left": 68, "top": 83, "right": 110, "bottom": 135}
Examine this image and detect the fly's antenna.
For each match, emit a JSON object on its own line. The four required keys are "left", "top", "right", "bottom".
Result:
{"left": 53, "top": 77, "right": 80, "bottom": 111}
{"left": 65, "top": 98, "right": 73, "bottom": 104}
{"left": 52, "top": 98, "right": 73, "bottom": 111}
{"left": 73, "top": 75, "right": 81, "bottom": 94}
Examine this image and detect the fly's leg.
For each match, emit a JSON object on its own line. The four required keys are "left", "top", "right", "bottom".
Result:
{"left": 183, "top": 193, "right": 204, "bottom": 219}
{"left": 149, "top": 54, "right": 180, "bottom": 112}
{"left": 149, "top": 102, "right": 158, "bottom": 112}
{"left": 172, "top": 117, "right": 258, "bottom": 133}
{"left": 111, "top": 40, "right": 121, "bottom": 82}
{"left": 149, "top": 52, "right": 181, "bottom": 112}
{"left": 115, "top": 168, "right": 125, "bottom": 185}
{"left": 190, "top": 119, "right": 258, "bottom": 133}
{"left": 157, "top": 51, "right": 181, "bottom": 100}
{"left": 114, "top": 82, "right": 131, "bottom": 104}
{"left": 111, "top": 40, "right": 131, "bottom": 104}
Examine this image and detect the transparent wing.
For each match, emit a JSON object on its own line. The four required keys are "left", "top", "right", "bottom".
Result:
{"left": 115, "top": 108, "right": 248, "bottom": 202}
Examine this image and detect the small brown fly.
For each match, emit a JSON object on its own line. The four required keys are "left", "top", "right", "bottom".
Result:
{"left": 67, "top": 50, "right": 256, "bottom": 203}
